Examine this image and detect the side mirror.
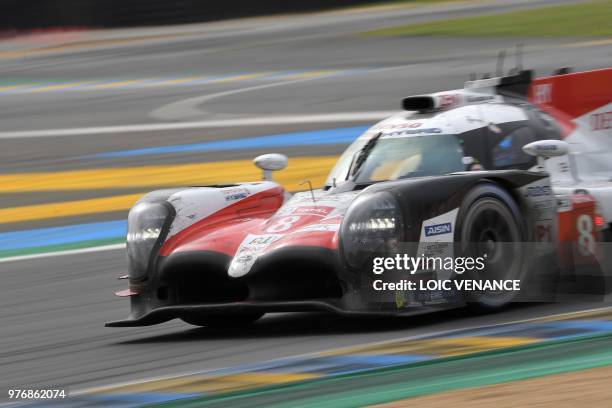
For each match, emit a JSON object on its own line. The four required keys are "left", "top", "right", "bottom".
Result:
{"left": 253, "top": 153, "right": 288, "bottom": 181}
{"left": 522, "top": 140, "right": 569, "bottom": 170}
{"left": 523, "top": 140, "right": 569, "bottom": 158}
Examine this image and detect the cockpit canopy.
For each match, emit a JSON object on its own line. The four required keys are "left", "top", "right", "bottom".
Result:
{"left": 325, "top": 132, "right": 465, "bottom": 187}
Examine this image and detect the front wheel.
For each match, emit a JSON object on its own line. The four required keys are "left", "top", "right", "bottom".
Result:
{"left": 181, "top": 312, "right": 264, "bottom": 328}
{"left": 456, "top": 182, "right": 525, "bottom": 311}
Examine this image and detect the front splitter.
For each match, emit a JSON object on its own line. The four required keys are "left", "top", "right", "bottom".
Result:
{"left": 105, "top": 299, "right": 454, "bottom": 327}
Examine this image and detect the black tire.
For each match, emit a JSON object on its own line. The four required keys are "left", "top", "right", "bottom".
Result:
{"left": 455, "top": 182, "right": 526, "bottom": 311}
{"left": 181, "top": 312, "right": 264, "bottom": 328}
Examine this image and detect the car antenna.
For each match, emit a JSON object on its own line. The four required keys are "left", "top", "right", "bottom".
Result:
{"left": 300, "top": 180, "right": 316, "bottom": 202}
{"left": 496, "top": 50, "right": 506, "bottom": 77}
{"left": 515, "top": 43, "right": 524, "bottom": 72}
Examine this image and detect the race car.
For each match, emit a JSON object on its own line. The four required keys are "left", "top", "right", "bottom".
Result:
{"left": 107, "top": 67, "right": 612, "bottom": 328}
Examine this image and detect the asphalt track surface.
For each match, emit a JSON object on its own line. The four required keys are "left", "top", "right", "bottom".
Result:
{"left": 1, "top": 0, "right": 612, "bottom": 400}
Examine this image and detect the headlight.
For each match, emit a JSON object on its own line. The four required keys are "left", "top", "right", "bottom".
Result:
{"left": 340, "top": 191, "right": 404, "bottom": 269}
{"left": 126, "top": 201, "right": 174, "bottom": 280}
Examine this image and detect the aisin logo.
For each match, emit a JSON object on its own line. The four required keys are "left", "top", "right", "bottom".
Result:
{"left": 425, "top": 222, "right": 452, "bottom": 237}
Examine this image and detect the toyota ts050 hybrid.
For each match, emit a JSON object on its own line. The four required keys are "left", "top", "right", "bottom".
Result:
{"left": 107, "top": 67, "right": 612, "bottom": 328}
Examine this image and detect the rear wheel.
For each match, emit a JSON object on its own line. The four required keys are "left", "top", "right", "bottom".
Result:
{"left": 456, "top": 183, "right": 525, "bottom": 310}
{"left": 181, "top": 312, "right": 264, "bottom": 328}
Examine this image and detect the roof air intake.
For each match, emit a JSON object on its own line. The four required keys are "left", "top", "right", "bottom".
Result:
{"left": 402, "top": 96, "right": 435, "bottom": 112}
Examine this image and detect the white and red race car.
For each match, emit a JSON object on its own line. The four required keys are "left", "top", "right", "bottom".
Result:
{"left": 108, "top": 67, "right": 611, "bottom": 328}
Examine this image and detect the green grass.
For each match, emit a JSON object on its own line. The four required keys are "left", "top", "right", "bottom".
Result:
{"left": 332, "top": 0, "right": 468, "bottom": 13}
{"left": 365, "top": 0, "right": 612, "bottom": 37}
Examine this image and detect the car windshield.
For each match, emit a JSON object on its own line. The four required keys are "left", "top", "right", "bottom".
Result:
{"left": 349, "top": 134, "right": 465, "bottom": 183}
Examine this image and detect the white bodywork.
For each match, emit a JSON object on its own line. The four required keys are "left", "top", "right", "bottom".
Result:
{"left": 542, "top": 102, "right": 612, "bottom": 224}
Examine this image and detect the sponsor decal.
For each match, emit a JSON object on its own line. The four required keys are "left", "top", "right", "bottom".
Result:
{"left": 228, "top": 233, "right": 283, "bottom": 277}
{"left": 276, "top": 191, "right": 357, "bottom": 218}
{"left": 418, "top": 208, "right": 458, "bottom": 280}
{"left": 591, "top": 111, "right": 612, "bottom": 130}
{"left": 383, "top": 128, "right": 443, "bottom": 137}
{"left": 532, "top": 200, "right": 554, "bottom": 210}
{"left": 223, "top": 187, "right": 250, "bottom": 201}
{"left": 291, "top": 206, "right": 333, "bottom": 216}
{"left": 235, "top": 254, "right": 254, "bottom": 264}
{"left": 536, "top": 221, "right": 553, "bottom": 242}
{"left": 418, "top": 241, "right": 449, "bottom": 258}
{"left": 525, "top": 185, "right": 552, "bottom": 197}
{"left": 466, "top": 95, "right": 495, "bottom": 103}
{"left": 247, "top": 235, "right": 281, "bottom": 245}
{"left": 373, "top": 122, "right": 423, "bottom": 130}
{"left": 424, "top": 222, "right": 452, "bottom": 237}
{"left": 438, "top": 94, "right": 460, "bottom": 108}
{"left": 297, "top": 223, "right": 340, "bottom": 233}
{"left": 557, "top": 197, "right": 573, "bottom": 212}
{"left": 535, "top": 144, "right": 560, "bottom": 152}
{"left": 533, "top": 83, "right": 553, "bottom": 105}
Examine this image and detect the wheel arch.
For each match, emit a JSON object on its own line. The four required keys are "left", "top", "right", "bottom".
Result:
{"left": 464, "top": 177, "right": 529, "bottom": 239}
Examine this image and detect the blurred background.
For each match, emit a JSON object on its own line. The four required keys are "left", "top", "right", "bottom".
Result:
{"left": 2, "top": 0, "right": 384, "bottom": 29}
{"left": 0, "top": 0, "right": 611, "bottom": 406}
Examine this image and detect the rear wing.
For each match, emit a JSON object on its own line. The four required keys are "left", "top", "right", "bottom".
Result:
{"left": 529, "top": 68, "right": 612, "bottom": 137}
{"left": 528, "top": 68, "right": 612, "bottom": 179}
